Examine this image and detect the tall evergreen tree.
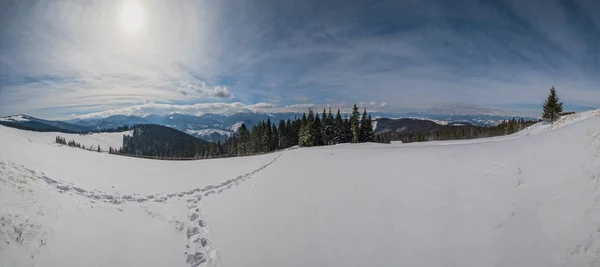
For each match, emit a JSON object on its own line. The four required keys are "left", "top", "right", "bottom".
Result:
{"left": 542, "top": 86, "right": 563, "bottom": 124}
{"left": 364, "top": 114, "right": 374, "bottom": 142}
{"left": 312, "top": 114, "right": 322, "bottom": 146}
{"left": 271, "top": 123, "right": 279, "bottom": 151}
{"left": 299, "top": 113, "right": 310, "bottom": 147}
{"left": 350, "top": 104, "right": 360, "bottom": 143}
{"left": 278, "top": 119, "right": 287, "bottom": 149}
{"left": 238, "top": 123, "right": 250, "bottom": 155}
{"left": 359, "top": 108, "right": 368, "bottom": 142}
{"left": 333, "top": 109, "right": 343, "bottom": 144}
{"left": 342, "top": 115, "right": 353, "bottom": 143}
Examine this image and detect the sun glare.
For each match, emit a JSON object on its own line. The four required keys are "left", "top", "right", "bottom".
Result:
{"left": 120, "top": 2, "right": 143, "bottom": 34}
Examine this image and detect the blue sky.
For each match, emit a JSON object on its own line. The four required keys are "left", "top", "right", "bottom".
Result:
{"left": 1, "top": 0, "right": 599, "bottom": 119}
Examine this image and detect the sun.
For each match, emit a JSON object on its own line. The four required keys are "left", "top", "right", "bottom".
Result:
{"left": 120, "top": 2, "right": 143, "bottom": 34}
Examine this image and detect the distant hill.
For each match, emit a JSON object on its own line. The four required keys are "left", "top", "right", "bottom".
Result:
{"left": 0, "top": 115, "right": 94, "bottom": 133}
{"left": 68, "top": 115, "right": 152, "bottom": 130}
{"left": 71, "top": 112, "right": 301, "bottom": 143}
{"left": 373, "top": 118, "right": 444, "bottom": 134}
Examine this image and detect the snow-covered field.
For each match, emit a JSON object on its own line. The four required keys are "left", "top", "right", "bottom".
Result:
{"left": 2, "top": 111, "right": 600, "bottom": 267}
{"left": 0, "top": 126, "right": 132, "bottom": 152}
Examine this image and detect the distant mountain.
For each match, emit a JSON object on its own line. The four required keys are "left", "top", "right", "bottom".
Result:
{"left": 373, "top": 118, "right": 444, "bottom": 134}
{"left": 69, "top": 112, "right": 302, "bottom": 143}
{"left": 383, "top": 112, "right": 538, "bottom": 127}
{"left": 66, "top": 111, "right": 537, "bottom": 142}
{"left": 0, "top": 115, "right": 94, "bottom": 133}
{"left": 68, "top": 115, "right": 152, "bottom": 130}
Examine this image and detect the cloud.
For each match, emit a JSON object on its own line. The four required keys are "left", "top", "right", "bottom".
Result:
{"left": 71, "top": 102, "right": 275, "bottom": 119}
{"left": 69, "top": 101, "right": 395, "bottom": 120}
{"left": 1, "top": 0, "right": 599, "bottom": 119}
{"left": 208, "top": 86, "right": 234, "bottom": 99}
{"left": 293, "top": 96, "right": 313, "bottom": 103}
{"left": 358, "top": 101, "right": 387, "bottom": 109}
{"left": 174, "top": 80, "right": 234, "bottom": 99}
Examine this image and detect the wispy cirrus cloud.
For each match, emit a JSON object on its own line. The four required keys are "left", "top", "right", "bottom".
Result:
{"left": 1, "top": 0, "right": 599, "bottom": 119}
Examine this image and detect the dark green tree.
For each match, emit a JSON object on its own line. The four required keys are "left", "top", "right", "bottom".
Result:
{"left": 312, "top": 114, "right": 322, "bottom": 146}
{"left": 333, "top": 109, "right": 343, "bottom": 144}
{"left": 542, "top": 86, "right": 563, "bottom": 124}
{"left": 350, "top": 104, "right": 360, "bottom": 143}
{"left": 364, "top": 114, "right": 374, "bottom": 142}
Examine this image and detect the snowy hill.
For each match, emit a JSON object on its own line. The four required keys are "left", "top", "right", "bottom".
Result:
{"left": 0, "top": 114, "right": 94, "bottom": 133}
{"left": 2, "top": 111, "right": 600, "bottom": 266}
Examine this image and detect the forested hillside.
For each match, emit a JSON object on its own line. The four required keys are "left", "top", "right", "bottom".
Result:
{"left": 94, "top": 105, "right": 540, "bottom": 159}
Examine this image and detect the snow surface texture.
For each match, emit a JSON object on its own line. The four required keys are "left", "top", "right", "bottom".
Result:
{"left": 2, "top": 111, "right": 600, "bottom": 267}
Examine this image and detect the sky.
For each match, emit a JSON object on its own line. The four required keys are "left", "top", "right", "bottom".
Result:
{"left": 1, "top": 0, "right": 599, "bottom": 119}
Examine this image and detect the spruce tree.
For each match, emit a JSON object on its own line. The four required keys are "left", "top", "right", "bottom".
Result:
{"left": 238, "top": 123, "right": 250, "bottom": 155}
{"left": 278, "top": 119, "right": 287, "bottom": 149}
{"left": 359, "top": 108, "right": 368, "bottom": 142}
{"left": 312, "top": 115, "right": 322, "bottom": 146}
{"left": 350, "top": 104, "right": 360, "bottom": 143}
{"left": 364, "top": 114, "right": 374, "bottom": 142}
{"left": 542, "top": 86, "right": 563, "bottom": 124}
{"left": 272, "top": 123, "right": 279, "bottom": 151}
{"left": 342, "top": 115, "right": 353, "bottom": 143}
{"left": 299, "top": 113, "right": 309, "bottom": 147}
{"left": 333, "top": 109, "right": 343, "bottom": 144}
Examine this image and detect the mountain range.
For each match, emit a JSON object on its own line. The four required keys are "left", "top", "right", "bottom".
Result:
{"left": 0, "top": 112, "right": 539, "bottom": 142}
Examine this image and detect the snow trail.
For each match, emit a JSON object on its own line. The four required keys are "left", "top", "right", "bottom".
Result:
{"left": 0, "top": 151, "right": 284, "bottom": 267}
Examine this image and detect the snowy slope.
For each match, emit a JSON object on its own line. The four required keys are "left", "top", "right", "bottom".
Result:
{"left": 0, "top": 126, "right": 132, "bottom": 151}
{"left": 0, "top": 115, "right": 30, "bottom": 122}
{"left": 2, "top": 111, "right": 600, "bottom": 267}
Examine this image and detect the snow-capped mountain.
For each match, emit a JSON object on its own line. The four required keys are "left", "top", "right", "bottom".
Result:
{"left": 66, "top": 111, "right": 538, "bottom": 142}
{"left": 1, "top": 114, "right": 94, "bottom": 133}
{"left": 69, "top": 112, "right": 302, "bottom": 142}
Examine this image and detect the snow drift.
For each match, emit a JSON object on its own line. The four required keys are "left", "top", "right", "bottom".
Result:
{"left": 2, "top": 111, "right": 600, "bottom": 267}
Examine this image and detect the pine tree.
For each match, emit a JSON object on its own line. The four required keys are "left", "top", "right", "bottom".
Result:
{"left": 238, "top": 123, "right": 250, "bottom": 155}
{"left": 333, "top": 109, "right": 343, "bottom": 144}
{"left": 299, "top": 113, "right": 310, "bottom": 147}
{"left": 351, "top": 104, "right": 360, "bottom": 143}
{"left": 342, "top": 115, "right": 353, "bottom": 143}
{"left": 359, "top": 108, "right": 368, "bottom": 142}
{"left": 97, "top": 145, "right": 101, "bottom": 152}
{"left": 364, "top": 114, "right": 374, "bottom": 142}
{"left": 542, "top": 86, "right": 563, "bottom": 124}
{"left": 278, "top": 119, "right": 287, "bottom": 149}
{"left": 312, "top": 114, "right": 322, "bottom": 146}
{"left": 272, "top": 123, "right": 279, "bottom": 151}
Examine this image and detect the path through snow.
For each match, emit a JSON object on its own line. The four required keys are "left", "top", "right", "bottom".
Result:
{"left": 0, "top": 152, "right": 284, "bottom": 267}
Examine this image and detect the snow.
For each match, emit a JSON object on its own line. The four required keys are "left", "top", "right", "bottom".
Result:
{"left": 519, "top": 110, "right": 600, "bottom": 136}
{"left": 230, "top": 121, "right": 244, "bottom": 132}
{"left": 0, "top": 115, "right": 30, "bottom": 122}
{"left": 185, "top": 129, "right": 232, "bottom": 137}
{"left": 409, "top": 116, "right": 449, "bottom": 125}
{"left": 0, "top": 126, "right": 132, "bottom": 151}
{"left": 371, "top": 120, "right": 378, "bottom": 131}
{"left": 2, "top": 110, "right": 600, "bottom": 267}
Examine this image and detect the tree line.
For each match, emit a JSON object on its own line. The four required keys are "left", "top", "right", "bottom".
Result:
{"left": 222, "top": 104, "right": 375, "bottom": 156}
{"left": 55, "top": 136, "right": 102, "bottom": 152}
{"left": 374, "top": 118, "right": 539, "bottom": 144}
